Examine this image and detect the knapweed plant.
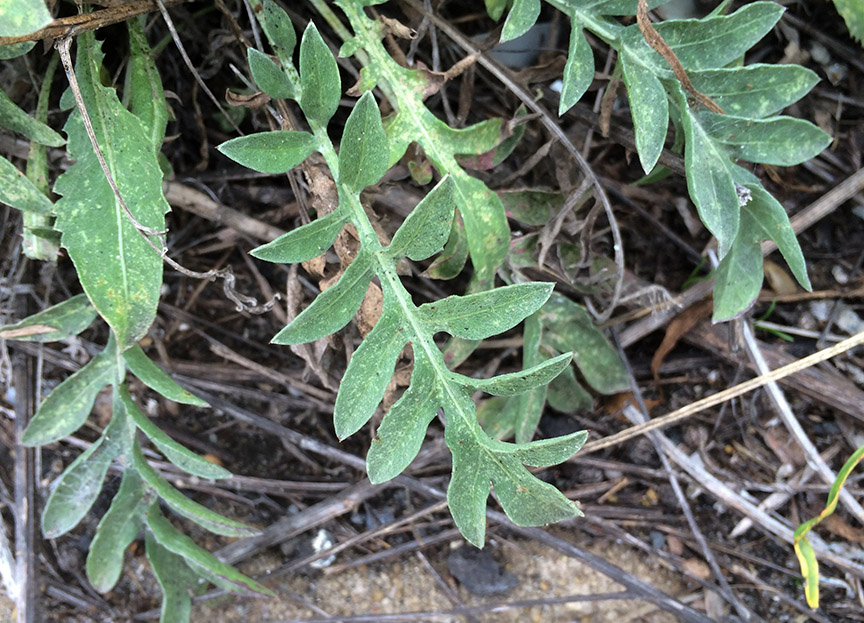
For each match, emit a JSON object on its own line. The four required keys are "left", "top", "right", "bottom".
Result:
{"left": 0, "top": 0, "right": 830, "bottom": 620}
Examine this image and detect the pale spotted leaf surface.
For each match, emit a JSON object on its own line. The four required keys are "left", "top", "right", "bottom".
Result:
{"left": 53, "top": 32, "right": 168, "bottom": 348}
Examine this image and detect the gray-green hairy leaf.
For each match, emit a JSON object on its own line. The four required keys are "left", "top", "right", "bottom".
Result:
{"left": 132, "top": 441, "right": 257, "bottom": 537}
{"left": 145, "top": 535, "right": 195, "bottom": 623}
{"left": 621, "top": 48, "right": 669, "bottom": 174}
{"left": 146, "top": 504, "right": 273, "bottom": 595}
{"left": 501, "top": 0, "right": 541, "bottom": 42}
{"left": 559, "top": 22, "right": 594, "bottom": 115}
{"left": 387, "top": 175, "right": 455, "bottom": 261}
{"left": 0, "top": 294, "right": 97, "bottom": 342}
{"left": 251, "top": 209, "right": 346, "bottom": 263}
{"left": 21, "top": 342, "right": 116, "bottom": 446}
{"left": 87, "top": 469, "right": 148, "bottom": 593}
{"left": 0, "top": 87, "right": 64, "bottom": 147}
{"left": 338, "top": 91, "right": 389, "bottom": 191}
{"left": 334, "top": 308, "right": 406, "bottom": 440}
{"left": 699, "top": 112, "right": 831, "bottom": 166}
{"left": 126, "top": 17, "right": 167, "bottom": 155}
{"left": 689, "top": 65, "right": 820, "bottom": 119}
{"left": 272, "top": 250, "right": 373, "bottom": 345}
{"left": 0, "top": 0, "right": 51, "bottom": 37}
{"left": 0, "top": 155, "right": 54, "bottom": 216}
{"left": 218, "top": 131, "right": 317, "bottom": 174}
{"left": 250, "top": 0, "right": 297, "bottom": 68}
{"left": 540, "top": 295, "right": 629, "bottom": 394}
{"left": 124, "top": 344, "right": 208, "bottom": 406}
{"left": 122, "top": 386, "right": 230, "bottom": 479}
{"left": 680, "top": 102, "right": 739, "bottom": 257}
{"left": 53, "top": 32, "right": 168, "bottom": 348}
{"left": 453, "top": 353, "right": 572, "bottom": 396}
{"left": 712, "top": 209, "right": 764, "bottom": 322}
{"left": 299, "top": 22, "right": 341, "bottom": 127}
{"left": 366, "top": 356, "right": 439, "bottom": 484}
{"left": 418, "top": 282, "right": 553, "bottom": 341}
{"left": 248, "top": 47, "right": 295, "bottom": 100}
{"left": 41, "top": 401, "right": 133, "bottom": 538}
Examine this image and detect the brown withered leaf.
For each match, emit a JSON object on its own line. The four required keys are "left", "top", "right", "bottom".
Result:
{"left": 356, "top": 282, "right": 383, "bottom": 337}
{"left": 0, "top": 324, "right": 56, "bottom": 339}
{"left": 822, "top": 514, "right": 864, "bottom": 544}
{"left": 650, "top": 299, "right": 713, "bottom": 393}
{"left": 379, "top": 15, "right": 416, "bottom": 39}
{"left": 763, "top": 259, "right": 798, "bottom": 295}
{"left": 225, "top": 88, "right": 270, "bottom": 109}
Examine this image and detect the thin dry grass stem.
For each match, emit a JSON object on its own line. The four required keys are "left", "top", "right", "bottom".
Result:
{"left": 736, "top": 316, "right": 864, "bottom": 523}
{"left": 584, "top": 329, "right": 864, "bottom": 454}
{"left": 611, "top": 330, "right": 758, "bottom": 622}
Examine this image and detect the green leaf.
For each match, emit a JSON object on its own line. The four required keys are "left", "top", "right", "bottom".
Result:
{"left": 699, "top": 112, "right": 831, "bottom": 166}
{"left": 251, "top": 0, "right": 298, "bottom": 67}
{"left": 53, "top": 32, "right": 168, "bottom": 348}
{"left": 559, "top": 22, "right": 594, "bottom": 115}
{"left": 145, "top": 534, "right": 195, "bottom": 623}
{"left": 121, "top": 385, "right": 230, "bottom": 479}
{"left": 271, "top": 249, "right": 373, "bottom": 345}
{"left": 366, "top": 355, "right": 439, "bottom": 484}
{"left": 652, "top": 2, "right": 784, "bottom": 71}
{"left": 452, "top": 353, "right": 572, "bottom": 396}
{"left": 338, "top": 91, "right": 389, "bottom": 191}
{"left": 334, "top": 308, "right": 407, "bottom": 440}
{"left": 426, "top": 214, "right": 469, "bottom": 279}
{"left": 41, "top": 398, "right": 133, "bottom": 538}
{"left": 680, "top": 102, "right": 739, "bottom": 257}
{"left": 124, "top": 344, "right": 208, "bottom": 407}
{"left": 126, "top": 17, "right": 167, "bottom": 155}
{"left": 833, "top": 0, "right": 864, "bottom": 43}
{"left": 251, "top": 209, "right": 346, "bottom": 263}
{"left": 546, "top": 365, "right": 593, "bottom": 413}
{"left": 445, "top": 397, "right": 581, "bottom": 546}
{"left": 21, "top": 340, "right": 117, "bottom": 446}
{"left": 712, "top": 209, "right": 763, "bottom": 322}
{"left": 418, "top": 282, "right": 553, "bottom": 341}
{"left": 688, "top": 65, "right": 820, "bottom": 119}
{"left": 0, "top": 156, "right": 54, "bottom": 215}
{"left": 513, "top": 312, "right": 547, "bottom": 443}
{"left": 87, "top": 469, "right": 148, "bottom": 593}
{"left": 0, "top": 294, "right": 97, "bottom": 342}
{"left": 501, "top": 429, "right": 588, "bottom": 467}
{"left": 540, "top": 295, "right": 629, "bottom": 394}
{"left": 498, "top": 189, "right": 563, "bottom": 227}
{"left": 146, "top": 503, "right": 273, "bottom": 595}
{"left": 218, "top": 131, "right": 317, "bottom": 174}
{"left": 621, "top": 48, "right": 668, "bottom": 174}
{"left": 794, "top": 535, "right": 820, "bottom": 609}
{"left": 248, "top": 47, "right": 296, "bottom": 99}
{"left": 0, "top": 0, "right": 51, "bottom": 37}
{"left": 0, "top": 42, "right": 36, "bottom": 59}
{"left": 0, "top": 88, "right": 64, "bottom": 147}
{"left": 744, "top": 183, "right": 810, "bottom": 290}
{"left": 387, "top": 175, "right": 455, "bottom": 261}
{"left": 132, "top": 441, "right": 257, "bottom": 537}
{"left": 453, "top": 173, "right": 509, "bottom": 291}
{"left": 478, "top": 396, "right": 518, "bottom": 440}
{"left": 501, "top": 0, "right": 541, "bottom": 42}
{"left": 485, "top": 0, "right": 509, "bottom": 21}
{"left": 299, "top": 21, "right": 341, "bottom": 127}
